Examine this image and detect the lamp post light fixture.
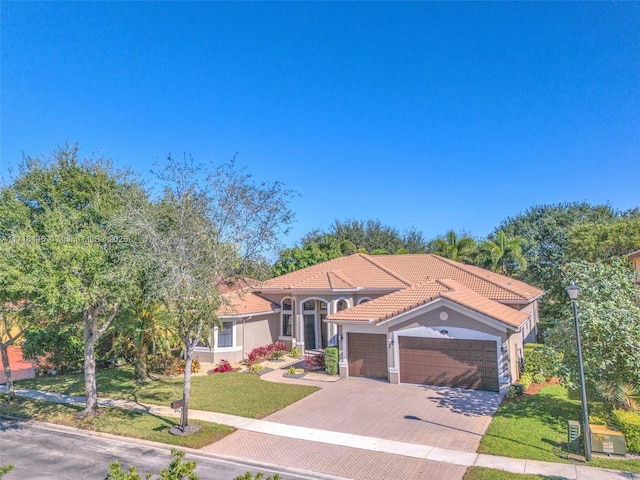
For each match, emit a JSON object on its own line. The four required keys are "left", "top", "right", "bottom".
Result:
{"left": 566, "top": 281, "right": 592, "bottom": 462}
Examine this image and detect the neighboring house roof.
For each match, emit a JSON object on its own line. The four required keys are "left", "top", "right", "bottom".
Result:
{"left": 627, "top": 249, "right": 640, "bottom": 260}
{"left": 218, "top": 289, "right": 279, "bottom": 318}
{"left": 327, "top": 279, "right": 530, "bottom": 329}
{"left": 258, "top": 253, "right": 543, "bottom": 302}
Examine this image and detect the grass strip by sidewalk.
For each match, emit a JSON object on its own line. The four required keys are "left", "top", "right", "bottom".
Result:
{"left": 16, "top": 366, "right": 318, "bottom": 419}
{"left": 478, "top": 384, "right": 640, "bottom": 473}
{"left": 463, "top": 467, "right": 547, "bottom": 480}
{"left": 0, "top": 394, "right": 235, "bottom": 449}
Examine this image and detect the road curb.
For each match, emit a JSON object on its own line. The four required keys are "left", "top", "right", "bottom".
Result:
{"left": 0, "top": 415, "right": 349, "bottom": 480}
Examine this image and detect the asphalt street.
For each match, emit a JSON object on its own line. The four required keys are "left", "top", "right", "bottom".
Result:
{"left": 0, "top": 418, "right": 344, "bottom": 480}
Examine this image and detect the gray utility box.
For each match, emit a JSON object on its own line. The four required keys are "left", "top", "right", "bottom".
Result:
{"left": 590, "top": 424, "right": 626, "bottom": 456}
{"left": 568, "top": 420, "right": 580, "bottom": 443}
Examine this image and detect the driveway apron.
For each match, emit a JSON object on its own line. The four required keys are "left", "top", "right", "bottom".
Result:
{"left": 263, "top": 378, "right": 502, "bottom": 452}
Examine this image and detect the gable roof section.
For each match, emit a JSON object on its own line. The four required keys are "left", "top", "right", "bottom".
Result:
{"left": 259, "top": 253, "right": 543, "bottom": 302}
{"left": 327, "top": 279, "right": 530, "bottom": 328}
{"left": 218, "top": 290, "right": 279, "bottom": 317}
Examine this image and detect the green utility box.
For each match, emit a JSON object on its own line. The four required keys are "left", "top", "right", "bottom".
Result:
{"left": 568, "top": 420, "right": 580, "bottom": 443}
{"left": 590, "top": 424, "right": 626, "bottom": 456}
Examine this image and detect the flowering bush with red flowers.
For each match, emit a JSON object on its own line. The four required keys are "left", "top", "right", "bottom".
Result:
{"left": 304, "top": 353, "right": 325, "bottom": 370}
{"left": 247, "top": 341, "right": 288, "bottom": 365}
{"left": 208, "top": 359, "right": 233, "bottom": 374}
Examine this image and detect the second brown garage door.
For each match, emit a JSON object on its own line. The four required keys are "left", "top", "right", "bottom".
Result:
{"left": 348, "top": 333, "right": 388, "bottom": 380}
{"left": 399, "top": 336, "right": 499, "bottom": 391}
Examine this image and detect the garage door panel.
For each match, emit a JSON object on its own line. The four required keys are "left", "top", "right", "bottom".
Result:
{"left": 399, "top": 337, "right": 499, "bottom": 391}
{"left": 348, "top": 333, "right": 388, "bottom": 380}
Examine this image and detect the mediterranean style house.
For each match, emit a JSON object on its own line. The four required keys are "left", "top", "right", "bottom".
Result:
{"left": 194, "top": 253, "right": 544, "bottom": 391}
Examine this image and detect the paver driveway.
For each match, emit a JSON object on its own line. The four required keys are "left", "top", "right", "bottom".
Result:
{"left": 264, "top": 377, "right": 502, "bottom": 452}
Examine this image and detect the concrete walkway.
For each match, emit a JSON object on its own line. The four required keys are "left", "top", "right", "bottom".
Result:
{"left": 1, "top": 385, "right": 637, "bottom": 480}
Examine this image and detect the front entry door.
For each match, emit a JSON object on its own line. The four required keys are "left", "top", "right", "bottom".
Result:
{"left": 304, "top": 314, "right": 316, "bottom": 350}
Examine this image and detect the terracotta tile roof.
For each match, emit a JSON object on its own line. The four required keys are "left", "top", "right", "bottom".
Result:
{"left": 259, "top": 253, "right": 543, "bottom": 302}
{"left": 327, "top": 281, "right": 448, "bottom": 323}
{"left": 218, "top": 289, "right": 278, "bottom": 317}
{"left": 259, "top": 254, "right": 409, "bottom": 290}
{"left": 327, "top": 279, "right": 529, "bottom": 328}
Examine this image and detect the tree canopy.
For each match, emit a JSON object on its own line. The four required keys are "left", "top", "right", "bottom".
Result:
{"left": 546, "top": 259, "right": 640, "bottom": 389}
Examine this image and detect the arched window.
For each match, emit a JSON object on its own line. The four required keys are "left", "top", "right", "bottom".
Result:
{"left": 281, "top": 298, "right": 293, "bottom": 336}
{"left": 358, "top": 297, "right": 371, "bottom": 305}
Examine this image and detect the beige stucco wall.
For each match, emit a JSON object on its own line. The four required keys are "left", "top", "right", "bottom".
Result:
{"left": 192, "top": 314, "right": 280, "bottom": 364}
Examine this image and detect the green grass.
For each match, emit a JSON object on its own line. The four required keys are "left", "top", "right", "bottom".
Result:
{"left": 1, "top": 394, "right": 234, "bottom": 449}
{"left": 463, "top": 467, "right": 547, "bottom": 480}
{"left": 16, "top": 366, "right": 319, "bottom": 418}
{"left": 479, "top": 384, "right": 640, "bottom": 473}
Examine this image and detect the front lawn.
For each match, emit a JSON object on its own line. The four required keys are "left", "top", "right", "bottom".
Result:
{"left": 0, "top": 394, "right": 234, "bottom": 449}
{"left": 15, "top": 366, "right": 319, "bottom": 418}
{"left": 463, "top": 467, "right": 547, "bottom": 480}
{"left": 479, "top": 384, "right": 640, "bottom": 473}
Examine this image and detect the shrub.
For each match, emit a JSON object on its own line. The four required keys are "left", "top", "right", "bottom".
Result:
{"left": 148, "top": 354, "right": 199, "bottom": 376}
{"left": 0, "top": 466, "right": 14, "bottom": 479}
{"left": 532, "top": 373, "right": 546, "bottom": 384}
{"left": 248, "top": 342, "right": 287, "bottom": 364}
{"left": 208, "top": 359, "right": 233, "bottom": 374}
{"left": 507, "top": 385, "right": 520, "bottom": 399}
{"left": 304, "top": 353, "right": 325, "bottom": 370}
{"left": 106, "top": 449, "right": 198, "bottom": 480}
{"left": 324, "top": 347, "right": 338, "bottom": 375}
{"left": 519, "top": 372, "right": 533, "bottom": 391}
{"left": 270, "top": 351, "right": 283, "bottom": 360}
{"left": 287, "top": 366, "right": 297, "bottom": 375}
{"left": 523, "top": 343, "right": 562, "bottom": 380}
{"left": 234, "top": 472, "right": 281, "bottom": 480}
{"left": 191, "top": 358, "right": 201, "bottom": 373}
{"left": 289, "top": 347, "right": 301, "bottom": 358}
{"left": 22, "top": 324, "right": 85, "bottom": 374}
{"left": 613, "top": 409, "right": 640, "bottom": 453}
{"left": 250, "top": 364, "right": 265, "bottom": 375}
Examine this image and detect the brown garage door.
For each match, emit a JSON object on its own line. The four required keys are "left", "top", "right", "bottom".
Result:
{"left": 348, "top": 333, "right": 388, "bottom": 380}
{"left": 399, "top": 337, "right": 499, "bottom": 391}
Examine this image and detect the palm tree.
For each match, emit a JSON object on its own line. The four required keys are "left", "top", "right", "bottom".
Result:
{"left": 480, "top": 230, "right": 527, "bottom": 275}
{"left": 432, "top": 230, "right": 477, "bottom": 263}
{"left": 111, "top": 300, "right": 177, "bottom": 381}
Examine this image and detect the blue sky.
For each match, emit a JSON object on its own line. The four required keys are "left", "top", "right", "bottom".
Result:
{"left": 2, "top": 2, "right": 638, "bottom": 247}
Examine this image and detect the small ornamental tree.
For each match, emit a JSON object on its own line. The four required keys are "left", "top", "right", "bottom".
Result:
{"left": 126, "top": 155, "right": 294, "bottom": 431}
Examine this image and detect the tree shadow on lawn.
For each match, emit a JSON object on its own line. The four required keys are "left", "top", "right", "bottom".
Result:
{"left": 422, "top": 385, "right": 503, "bottom": 417}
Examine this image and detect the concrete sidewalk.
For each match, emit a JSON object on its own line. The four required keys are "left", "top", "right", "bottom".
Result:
{"left": 1, "top": 385, "right": 637, "bottom": 480}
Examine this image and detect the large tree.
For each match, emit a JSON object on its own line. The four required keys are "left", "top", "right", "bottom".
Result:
{"left": 3, "top": 144, "right": 140, "bottom": 415}
{"left": 497, "top": 202, "right": 621, "bottom": 319}
{"left": 546, "top": 259, "right": 640, "bottom": 389}
{"left": 128, "top": 155, "right": 294, "bottom": 431}
{"left": 566, "top": 218, "right": 640, "bottom": 263}
{"left": 0, "top": 187, "right": 44, "bottom": 402}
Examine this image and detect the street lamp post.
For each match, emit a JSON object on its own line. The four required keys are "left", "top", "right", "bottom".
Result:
{"left": 566, "top": 281, "right": 592, "bottom": 462}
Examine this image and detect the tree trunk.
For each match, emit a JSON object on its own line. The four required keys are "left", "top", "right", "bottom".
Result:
{"left": 180, "top": 346, "right": 193, "bottom": 429}
{"left": 134, "top": 341, "right": 148, "bottom": 381}
{"left": 82, "top": 308, "right": 99, "bottom": 416}
{"left": 0, "top": 343, "right": 15, "bottom": 402}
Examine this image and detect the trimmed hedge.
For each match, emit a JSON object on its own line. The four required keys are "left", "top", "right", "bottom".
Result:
{"left": 325, "top": 347, "right": 338, "bottom": 375}
{"left": 613, "top": 409, "right": 640, "bottom": 453}
{"left": 523, "top": 343, "right": 562, "bottom": 380}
